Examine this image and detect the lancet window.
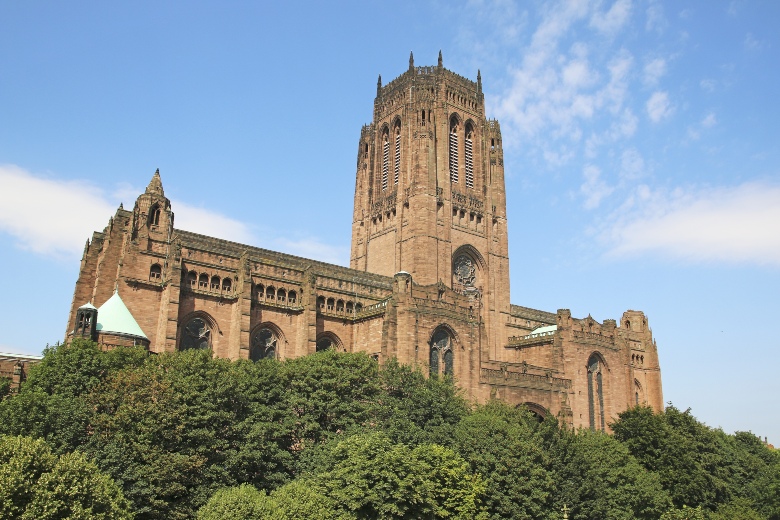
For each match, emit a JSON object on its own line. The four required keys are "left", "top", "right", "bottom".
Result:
{"left": 430, "top": 328, "right": 454, "bottom": 377}
{"left": 449, "top": 117, "right": 459, "bottom": 184}
{"left": 587, "top": 354, "right": 606, "bottom": 431}
{"left": 382, "top": 130, "right": 390, "bottom": 191}
{"left": 149, "top": 264, "right": 162, "bottom": 281}
{"left": 465, "top": 123, "right": 474, "bottom": 189}
{"left": 394, "top": 125, "right": 401, "bottom": 185}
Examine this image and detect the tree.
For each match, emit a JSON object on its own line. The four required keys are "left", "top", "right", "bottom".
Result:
{"left": 307, "top": 432, "right": 487, "bottom": 520}
{"left": 377, "top": 359, "right": 468, "bottom": 447}
{"left": 270, "top": 479, "right": 352, "bottom": 520}
{"left": 549, "top": 428, "right": 671, "bottom": 520}
{"left": 453, "top": 401, "right": 555, "bottom": 520}
{"left": 0, "top": 435, "right": 132, "bottom": 520}
{"left": 0, "top": 376, "right": 10, "bottom": 399}
{"left": 197, "top": 484, "right": 278, "bottom": 520}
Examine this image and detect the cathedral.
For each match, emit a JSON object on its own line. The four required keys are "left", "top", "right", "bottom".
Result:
{"left": 66, "top": 53, "right": 663, "bottom": 431}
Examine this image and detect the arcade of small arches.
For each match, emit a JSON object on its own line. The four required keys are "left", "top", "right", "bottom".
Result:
{"left": 255, "top": 283, "right": 298, "bottom": 306}
{"left": 182, "top": 269, "right": 233, "bottom": 295}
{"left": 317, "top": 296, "right": 363, "bottom": 316}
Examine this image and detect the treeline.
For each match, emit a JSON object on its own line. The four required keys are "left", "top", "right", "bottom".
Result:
{"left": 0, "top": 339, "right": 777, "bottom": 520}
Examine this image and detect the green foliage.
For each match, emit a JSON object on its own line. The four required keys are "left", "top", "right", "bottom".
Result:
{"left": 24, "top": 339, "right": 147, "bottom": 398}
{"left": 0, "top": 376, "right": 10, "bottom": 399}
{"left": 0, "top": 434, "right": 132, "bottom": 519}
{"left": 377, "top": 359, "right": 469, "bottom": 446}
{"left": 453, "top": 401, "right": 555, "bottom": 520}
{"left": 270, "top": 480, "right": 351, "bottom": 520}
{"left": 550, "top": 428, "right": 671, "bottom": 520}
{"left": 308, "top": 432, "right": 488, "bottom": 519}
{"left": 196, "top": 484, "right": 277, "bottom": 520}
{"left": 612, "top": 405, "right": 779, "bottom": 517}
{"left": 660, "top": 505, "right": 706, "bottom": 520}
{"left": 281, "top": 350, "right": 382, "bottom": 448}
{"left": 3, "top": 343, "right": 778, "bottom": 519}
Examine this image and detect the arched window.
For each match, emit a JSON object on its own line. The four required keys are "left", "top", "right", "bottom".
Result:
{"left": 449, "top": 116, "right": 459, "bottom": 184}
{"left": 222, "top": 278, "right": 232, "bottom": 293}
{"left": 150, "top": 204, "right": 161, "bottom": 226}
{"left": 149, "top": 264, "right": 162, "bottom": 281}
{"left": 381, "top": 130, "right": 390, "bottom": 191}
{"left": 355, "top": 303, "right": 363, "bottom": 313}
{"left": 187, "top": 271, "right": 197, "bottom": 288}
{"left": 346, "top": 301, "right": 354, "bottom": 314}
{"left": 317, "top": 296, "right": 325, "bottom": 310}
{"left": 266, "top": 286, "right": 275, "bottom": 300}
{"left": 251, "top": 327, "right": 277, "bottom": 361}
{"left": 430, "top": 328, "right": 453, "bottom": 377}
{"left": 180, "top": 316, "right": 211, "bottom": 351}
{"left": 336, "top": 300, "right": 344, "bottom": 313}
{"left": 316, "top": 333, "right": 341, "bottom": 352}
{"left": 634, "top": 379, "right": 644, "bottom": 406}
{"left": 277, "top": 288, "right": 286, "bottom": 303}
{"left": 326, "top": 298, "right": 335, "bottom": 311}
{"left": 288, "top": 291, "right": 297, "bottom": 304}
{"left": 210, "top": 276, "right": 220, "bottom": 291}
{"left": 394, "top": 125, "right": 401, "bottom": 185}
{"left": 587, "top": 354, "right": 606, "bottom": 431}
{"left": 316, "top": 337, "right": 333, "bottom": 352}
{"left": 198, "top": 274, "right": 209, "bottom": 289}
{"left": 257, "top": 284, "right": 265, "bottom": 300}
{"left": 464, "top": 123, "right": 474, "bottom": 189}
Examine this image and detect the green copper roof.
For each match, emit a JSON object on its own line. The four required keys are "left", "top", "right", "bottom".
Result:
{"left": 96, "top": 291, "right": 148, "bottom": 339}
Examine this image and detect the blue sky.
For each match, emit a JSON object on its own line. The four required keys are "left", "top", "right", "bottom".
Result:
{"left": 1, "top": 1, "right": 778, "bottom": 443}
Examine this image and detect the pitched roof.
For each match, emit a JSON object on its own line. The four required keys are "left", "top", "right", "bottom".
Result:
{"left": 96, "top": 291, "right": 148, "bottom": 339}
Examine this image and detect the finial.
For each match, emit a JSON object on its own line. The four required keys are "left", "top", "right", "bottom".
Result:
{"left": 438, "top": 50, "right": 443, "bottom": 68}
{"left": 145, "top": 168, "right": 165, "bottom": 196}
{"left": 377, "top": 74, "right": 382, "bottom": 95}
{"left": 119, "top": 202, "right": 123, "bottom": 209}
{"left": 409, "top": 51, "right": 414, "bottom": 70}
{"left": 477, "top": 69, "right": 482, "bottom": 93}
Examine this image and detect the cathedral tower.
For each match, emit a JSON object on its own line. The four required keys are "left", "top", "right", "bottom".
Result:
{"left": 350, "top": 52, "right": 511, "bottom": 354}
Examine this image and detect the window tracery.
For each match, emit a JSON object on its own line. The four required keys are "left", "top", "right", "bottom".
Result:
{"left": 251, "top": 327, "right": 277, "bottom": 361}
{"left": 180, "top": 317, "right": 211, "bottom": 351}
{"left": 587, "top": 354, "right": 606, "bottom": 431}
{"left": 430, "top": 329, "right": 453, "bottom": 377}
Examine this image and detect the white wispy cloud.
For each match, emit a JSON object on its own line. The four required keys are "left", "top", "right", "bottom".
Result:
{"left": 643, "top": 57, "right": 667, "bottom": 86}
{"left": 598, "top": 181, "right": 780, "bottom": 266}
{"left": 580, "top": 164, "right": 614, "bottom": 209}
{"left": 0, "top": 164, "right": 117, "bottom": 258}
{"left": 0, "top": 165, "right": 347, "bottom": 265}
{"left": 646, "top": 91, "right": 673, "bottom": 122}
{"left": 590, "top": 0, "right": 632, "bottom": 35}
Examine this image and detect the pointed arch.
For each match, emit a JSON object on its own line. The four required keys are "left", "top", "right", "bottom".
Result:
{"left": 316, "top": 331, "right": 342, "bottom": 352}
{"left": 250, "top": 322, "right": 285, "bottom": 361}
{"left": 449, "top": 114, "right": 461, "bottom": 184}
{"left": 428, "top": 324, "right": 458, "bottom": 378}
{"left": 178, "top": 311, "right": 217, "bottom": 351}
{"left": 393, "top": 119, "right": 402, "bottom": 186}
{"left": 381, "top": 125, "right": 390, "bottom": 191}
{"left": 587, "top": 352, "right": 608, "bottom": 431}
{"left": 464, "top": 120, "right": 475, "bottom": 189}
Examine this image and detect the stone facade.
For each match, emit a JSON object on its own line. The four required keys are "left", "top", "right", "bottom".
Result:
{"left": 65, "top": 54, "right": 662, "bottom": 431}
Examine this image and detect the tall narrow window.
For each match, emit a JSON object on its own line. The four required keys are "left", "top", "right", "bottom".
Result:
{"left": 150, "top": 205, "right": 161, "bottom": 226}
{"left": 394, "top": 127, "right": 401, "bottom": 185}
{"left": 382, "top": 132, "right": 390, "bottom": 191}
{"left": 465, "top": 124, "right": 474, "bottom": 189}
{"left": 587, "top": 354, "right": 606, "bottom": 431}
{"left": 449, "top": 118, "right": 459, "bottom": 183}
{"left": 430, "top": 329, "right": 453, "bottom": 378}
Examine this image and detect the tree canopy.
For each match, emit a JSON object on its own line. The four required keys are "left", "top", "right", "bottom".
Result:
{"left": 1, "top": 340, "right": 777, "bottom": 520}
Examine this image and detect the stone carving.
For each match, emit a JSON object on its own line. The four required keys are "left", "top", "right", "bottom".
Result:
{"left": 454, "top": 255, "right": 476, "bottom": 287}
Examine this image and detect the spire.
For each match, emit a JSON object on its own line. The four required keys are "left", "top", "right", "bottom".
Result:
{"left": 145, "top": 168, "right": 164, "bottom": 197}
{"left": 438, "top": 50, "right": 443, "bottom": 68}
{"left": 377, "top": 74, "right": 382, "bottom": 95}
{"left": 477, "top": 69, "right": 482, "bottom": 93}
{"left": 409, "top": 51, "right": 414, "bottom": 71}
